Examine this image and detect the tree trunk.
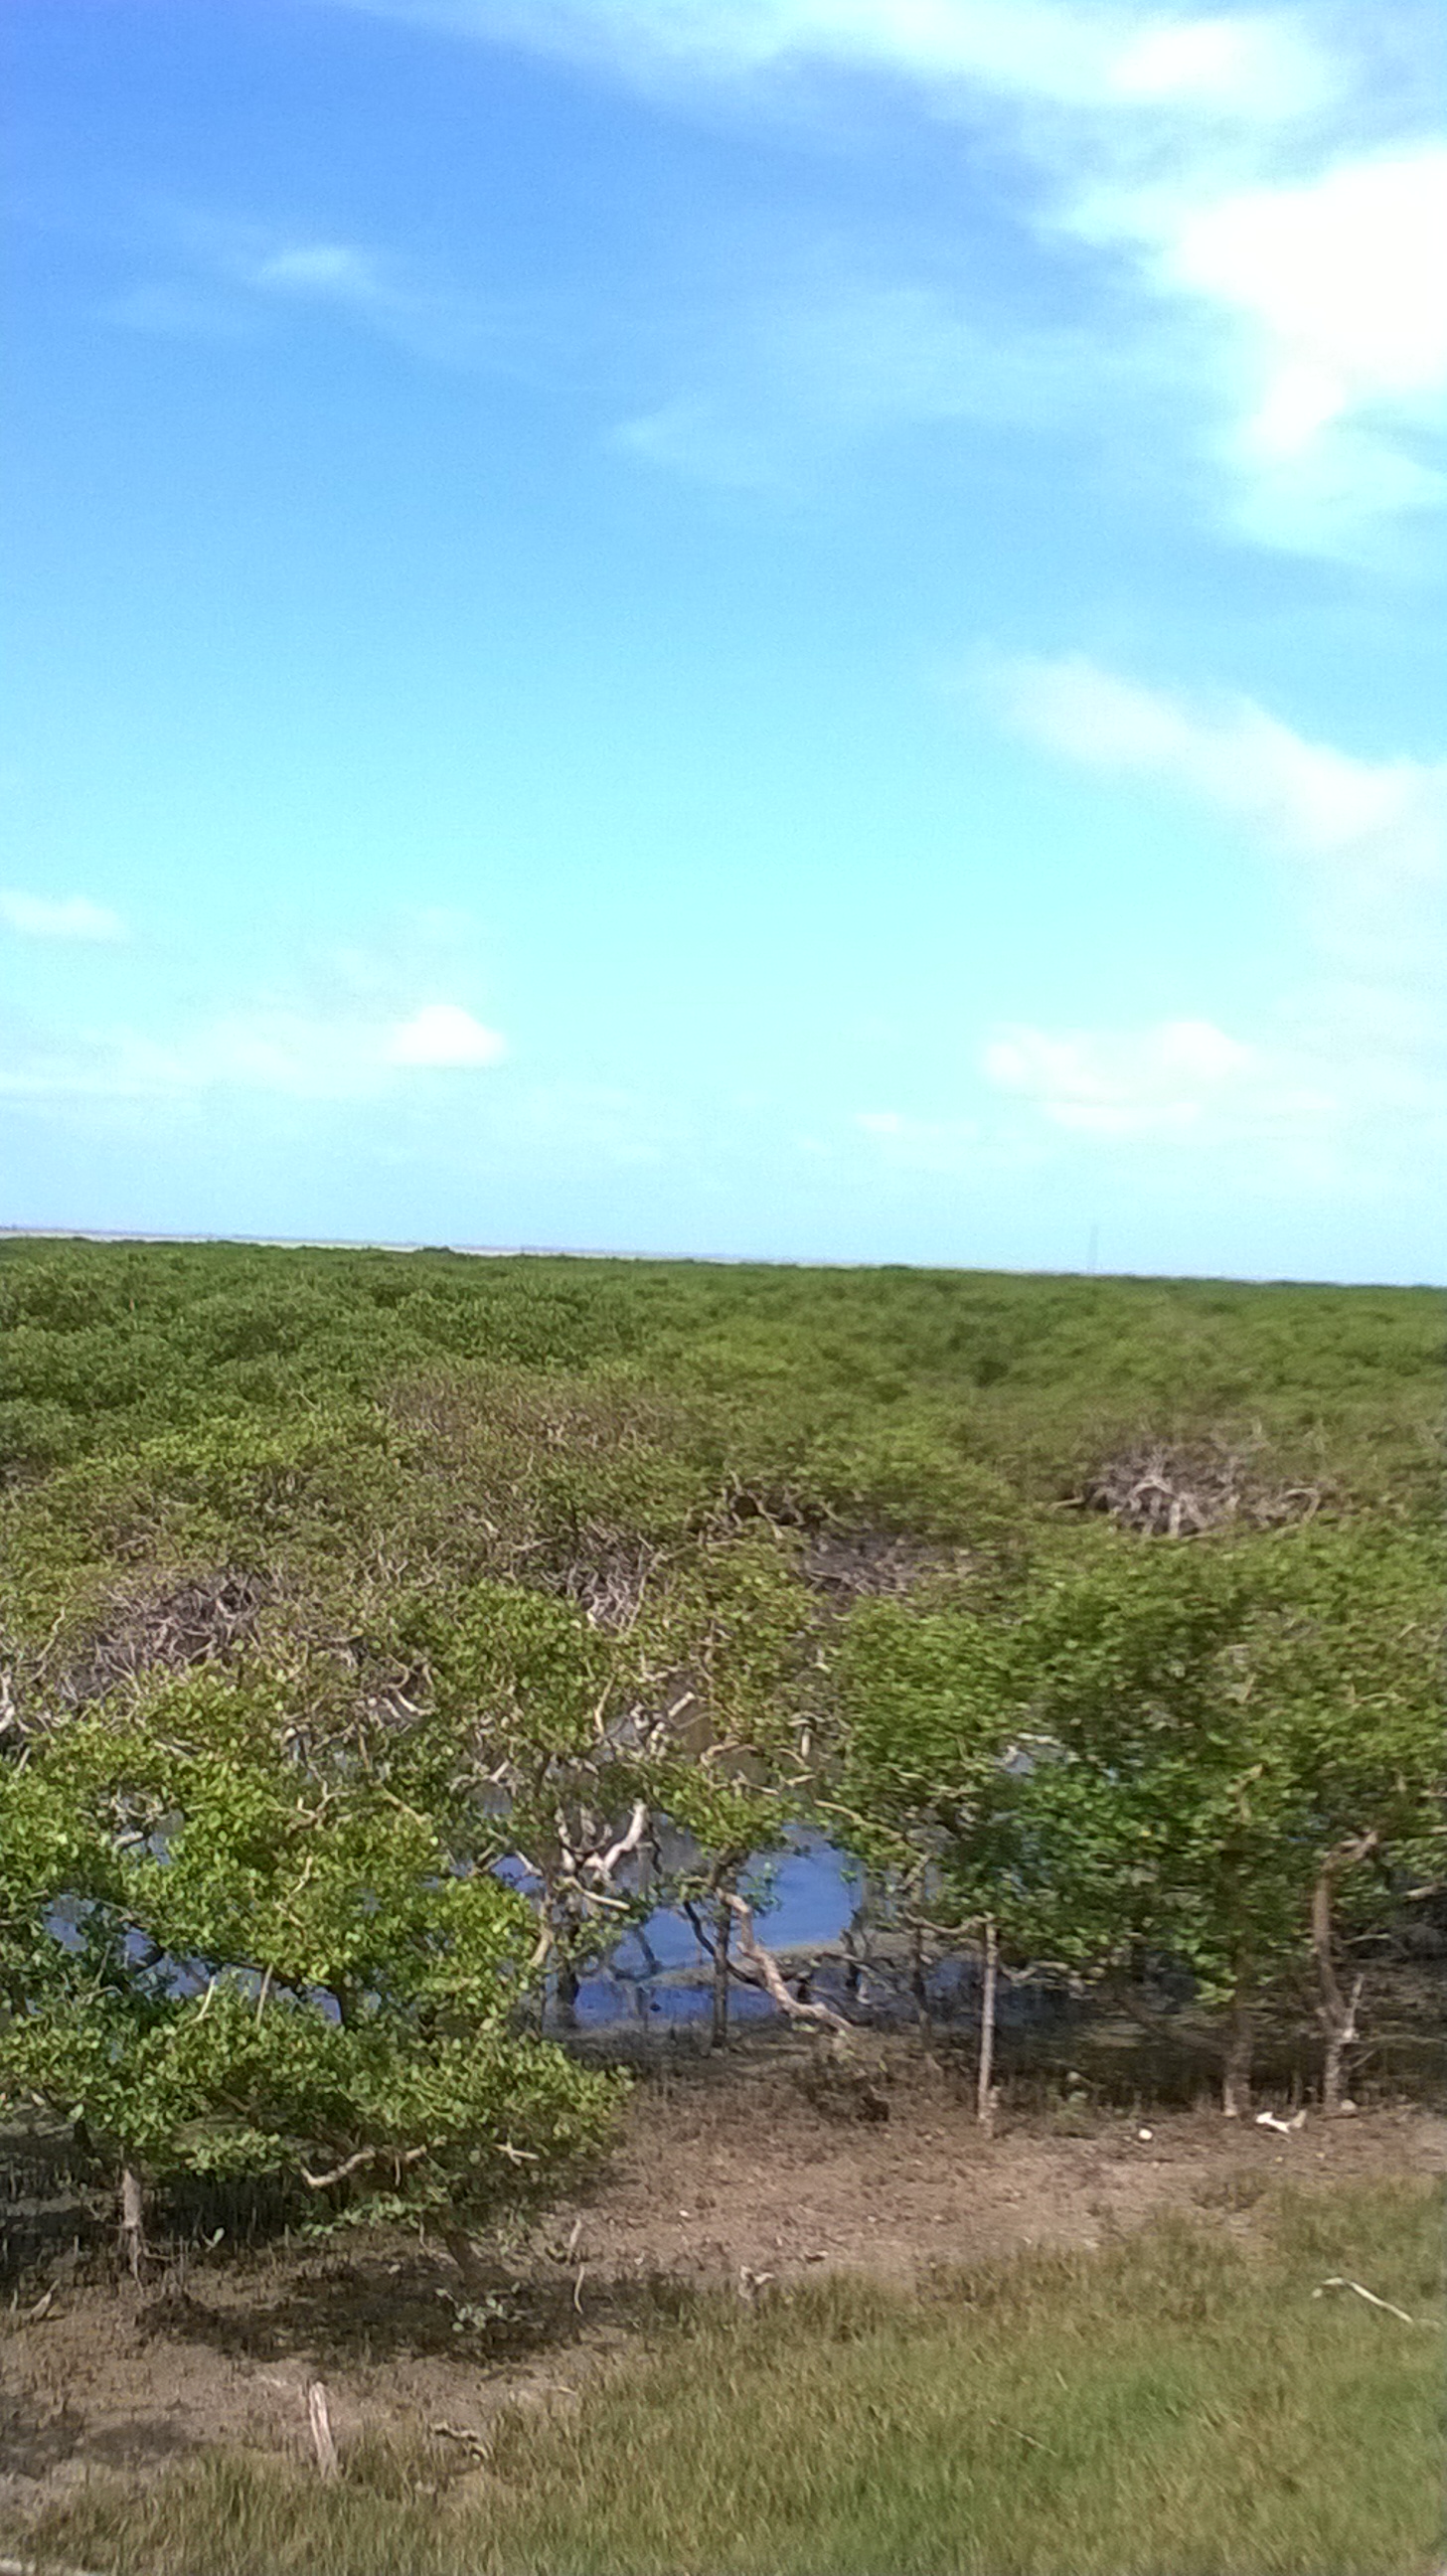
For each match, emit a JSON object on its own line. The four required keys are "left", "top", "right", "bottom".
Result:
{"left": 976, "top": 1917, "right": 999, "bottom": 2131}
{"left": 839, "top": 1874, "right": 860, "bottom": 2009}
{"left": 119, "top": 2166, "right": 149, "bottom": 2284}
{"left": 1321, "top": 1985, "right": 1363, "bottom": 2117}
{"left": 441, "top": 2225, "right": 493, "bottom": 2298}
{"left": 556, "top": 1957, "right": 579, "bottom": 2028}
{"left": 1312, "top": 1835, "right": 1375, "bottom": 2113}
{"left": 1221, "top": 1990, "right": 1253, "bottom": 2118}
{"left": 711, "top": 1897, "right": 731, "bottom": 2051}
{"left": 909, "top": 1921, "right": 931, "bottom": 2038}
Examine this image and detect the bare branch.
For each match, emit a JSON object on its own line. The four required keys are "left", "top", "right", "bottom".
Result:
{"left": 720, "top": 1893, "right": 852, "bottom": 2039}
{"left": 300, "top": 2144, "right": 428, "bottom": 2190}
{"left": 586, "top": 1799, "right": 649, "bottom": 1884}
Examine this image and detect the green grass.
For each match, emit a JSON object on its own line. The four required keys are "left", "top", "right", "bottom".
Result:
{"left": 28, "top": 2181, "right": 1445, "bottom": 2575}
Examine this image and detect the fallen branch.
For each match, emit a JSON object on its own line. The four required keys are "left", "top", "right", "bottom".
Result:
{"left": 1312, "top": 2276, "right": 1415, "bottom": 2326}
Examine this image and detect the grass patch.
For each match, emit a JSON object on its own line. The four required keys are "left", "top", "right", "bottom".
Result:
{"left": 27, "top": 2179, "right": 1445, "bottom": 2575}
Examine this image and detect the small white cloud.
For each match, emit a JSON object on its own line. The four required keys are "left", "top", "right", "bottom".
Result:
{"left": 383, "top": 1002, "right": 507, "bottom": 1066}
{"left": 0, "top": 890, "right": 126, "bottom": 941}
{"left": 1063, "top": 141, "right": 1447, "bottom": 547}
{"left": 247, "top": 242, "right": 389, "bottom": 302}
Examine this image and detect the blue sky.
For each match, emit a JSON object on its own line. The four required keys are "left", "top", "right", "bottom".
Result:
{"left": 4, "top": 0, "right": 1444, "bottom": 1281}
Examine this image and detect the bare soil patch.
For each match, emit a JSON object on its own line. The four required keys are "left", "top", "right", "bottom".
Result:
{"left": 1, "top": 2039, "right": 1440, "bottom": 2534}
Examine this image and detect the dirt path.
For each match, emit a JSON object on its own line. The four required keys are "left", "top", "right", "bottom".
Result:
{"left": 1, "top": 2042, "right": 1440, "bottom": 2527}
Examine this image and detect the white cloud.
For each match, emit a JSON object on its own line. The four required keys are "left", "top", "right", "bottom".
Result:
{"left": 983, "top": 1017, "right": 1273, "bottom": 1135}
{"left": 0, "top": 890, "right": 127, "bottom": 941}
{"left": 991, "top": 654, "right": 1447, "bottom": 877}
{"left": 383, "top": 1002, "right": 507, "bottom": 1065}
{"left": 979, "top": 1007, "right": 1446, "bottom": 1166}
{"left": 1064, "top": 142, "right": 1447, "bottom": 542}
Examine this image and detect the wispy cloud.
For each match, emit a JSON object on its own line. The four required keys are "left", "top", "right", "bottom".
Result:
{"left": 984, "top": 1016, "right": 1274, "bottom": 1137}
{"left": 989, "top": 652, "right": 1447, "bottom": 877}
{"left": 106, "top": 217, "right": 521, "bottom": 371}
{"left": 1, "top": 890, "right": 127, "bottom": 941}
{"left": 0, "top": 998, "right": 508, "bottom": 1103}
{"left": 614, "top": 268, "right": 1161, "bottom": 488}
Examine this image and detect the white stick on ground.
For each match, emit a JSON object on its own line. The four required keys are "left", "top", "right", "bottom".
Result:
{"left": 1312, "top": 2277, "right": 1416, "bottom": 2326}
{"left": 307, "top": 2379, "right": 340, "bottom": 2480}
{"left": 977, "top": 1916, "right": 999, "bottom": 2129}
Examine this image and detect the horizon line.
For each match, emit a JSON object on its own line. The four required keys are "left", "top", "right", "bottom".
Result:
{"left": 0, "top": 1226, "right": 1435, "bottom": 1294}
